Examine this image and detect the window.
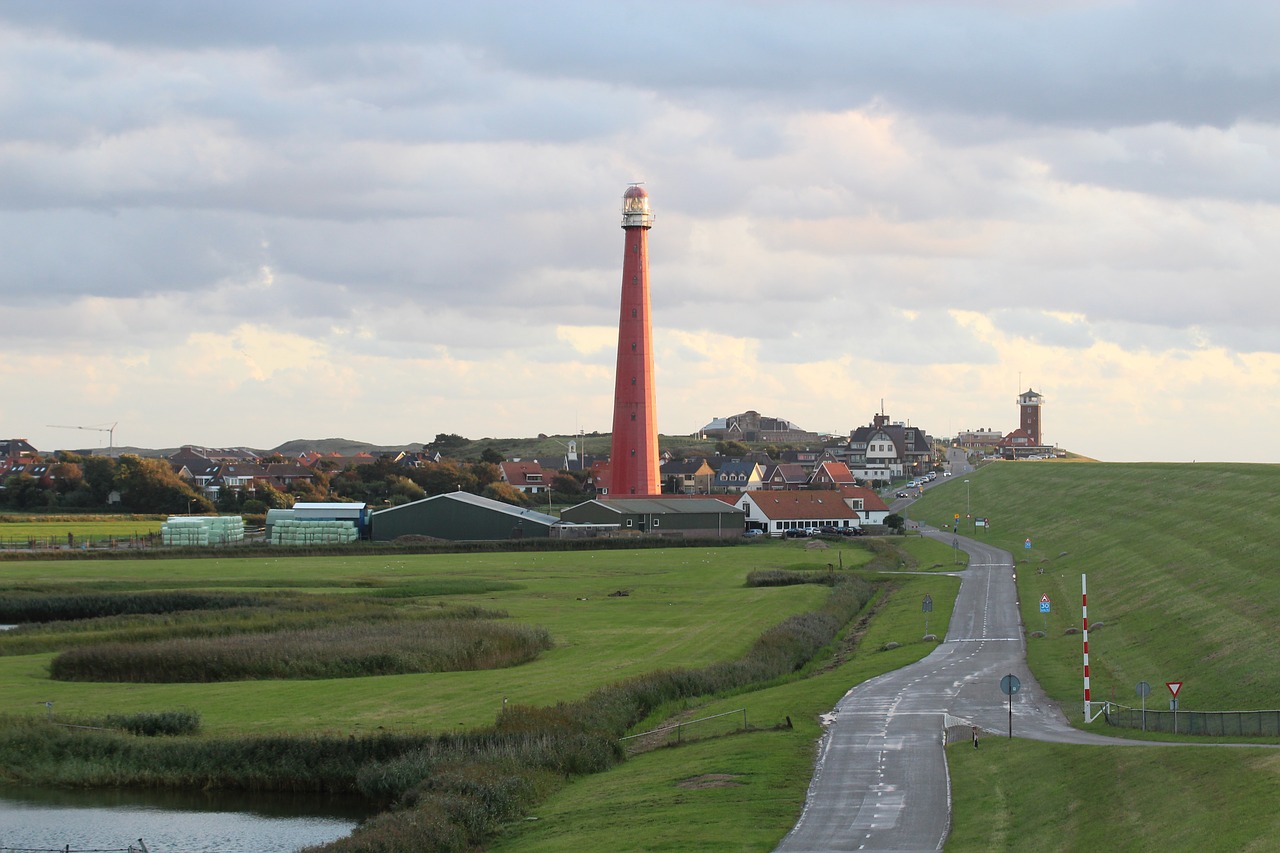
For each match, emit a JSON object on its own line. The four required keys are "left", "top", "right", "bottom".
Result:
{"left": 626, "top": 519, "right": 634, "bottom": 527}
{"left": 652, "top": 518, "right": 660, "bottom": 528}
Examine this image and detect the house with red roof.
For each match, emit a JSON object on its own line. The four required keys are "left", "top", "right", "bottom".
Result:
{"left": 499, "top": 459, "right": 557, "bottom": 494}
{"left": 735, "top": 490, "right": 857, "bottom": 536}
{"left": 809, "top": 460, "right": 856, "bottom": 488}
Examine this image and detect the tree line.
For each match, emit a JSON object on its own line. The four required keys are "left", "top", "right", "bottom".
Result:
{"left": 0, "top": 450, "right": 589, "bottom": 516}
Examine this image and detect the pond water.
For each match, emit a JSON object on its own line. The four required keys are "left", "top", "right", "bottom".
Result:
{"left": 0, "top": 785, "right": 370, "bottom": 852}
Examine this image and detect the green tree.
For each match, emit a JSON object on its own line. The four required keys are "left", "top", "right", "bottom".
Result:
{"left": 716, "top": 440, "right": 749, "bottom": 457}
{"left": 112, "top": 455, "right": 210, "bottom": 514}
{"left": 50, "top": 462, "right": 84, "bottom": 497}
{"left": 884, "top": 513, "right": 905, "bottom": 533}
{"left": 216, "top": 486, "right": 244, "bottom": 513}
{"left": 479, "top": 448, "right": 504, "bottom": 465}
{"left": 82, "top": 455, "right": 117, "bottom": 505}
{"left": 483, "top": 482, "right": 533, "bottom": 507}
{"left": 551, "top": 472, "right": 583, "bottom": 496}
{"left": 415, "top": 460, "right": 477, "bottom": 496}
{"left": 1, "top": 473, "right": 48, "bottom": 509}
{"left": 388, "top": 475, "right": 425, "bottom": 504}
{"left": 253, "top": 481, "right": 291, "bottom": 510}
{"left": 470, "top": 461, "right": 502, "bottom": 489}
{"left": 427, "top": 433, "right": 469, "bottom": 454}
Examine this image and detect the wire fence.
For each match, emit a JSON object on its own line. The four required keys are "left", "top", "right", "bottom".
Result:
{"left": 0, "top": 843, "right": 148, "bottom": 853}
{"left": 620, "top": 708, "right": 749, "bottom": 751}
{"left": 0, "top": 533, "right": 161, "bottom": 551}
{"left": 1103, "top": 704, "right": 1280, "bottom": 737}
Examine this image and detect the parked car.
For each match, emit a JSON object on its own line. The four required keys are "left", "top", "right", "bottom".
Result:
{"left": 742, "top": 529, "right": 764, "bottom": 538}
{"left": 783, "top": 528, "right": 808, "bottom": 538}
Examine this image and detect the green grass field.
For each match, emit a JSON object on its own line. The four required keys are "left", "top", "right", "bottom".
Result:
{"left": 0, "top": 542, "right": 872, "bottom": 736}
{"left": 0, "top": 515, "right": 165, "bottom": 546}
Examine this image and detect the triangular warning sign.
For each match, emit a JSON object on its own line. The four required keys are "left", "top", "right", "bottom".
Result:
{"left": 1166, "top": 681, "right": 1183, "bottom": 698}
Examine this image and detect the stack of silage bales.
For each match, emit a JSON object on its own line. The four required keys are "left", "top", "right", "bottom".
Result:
{"left": 269, "top": 518, "right": 359, "bottom": 546}
{"left": 161, "top": 516, "right": 245, "bottom": 546}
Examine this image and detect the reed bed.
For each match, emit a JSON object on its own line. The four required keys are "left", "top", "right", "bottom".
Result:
{"left": 0, "top": 592, "right": 507, "bottom": 657}
{"left": 0, "top": 590, "right": 265, "bottom": 623}
{"left": 50, "top": 619, "right": 554, "bottom": 682}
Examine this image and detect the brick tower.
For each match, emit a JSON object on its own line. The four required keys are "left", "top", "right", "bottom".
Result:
{"left": 1018, "top": 388, "right": 1044, "bottom": 446}
{"left": 609, "top": 184, "right": 659, "bottom": 496}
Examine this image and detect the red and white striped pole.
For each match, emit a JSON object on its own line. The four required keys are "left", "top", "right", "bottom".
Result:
{"left": 1082, "top": 573, "right": 1091, "bottom": 720}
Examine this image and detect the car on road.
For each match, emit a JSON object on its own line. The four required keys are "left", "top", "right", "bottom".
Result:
{"left": 895, "top": 491, "right": 910, "bottom": 498}
{"left": 942, "top": 471, "right": 952, "bottom": 477}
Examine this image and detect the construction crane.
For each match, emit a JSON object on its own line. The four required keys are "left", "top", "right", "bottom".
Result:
{"left": 46, "top": 422, "right": 118, "bottom": 452}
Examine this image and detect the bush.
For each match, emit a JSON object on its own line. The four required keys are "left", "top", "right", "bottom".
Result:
{"left": 101, "top": 709, "right": 202, "bottom": 736}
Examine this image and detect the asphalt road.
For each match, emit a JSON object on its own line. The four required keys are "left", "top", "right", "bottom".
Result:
{"left": 774, "top": 529, "right": 1120, "bottom": 853}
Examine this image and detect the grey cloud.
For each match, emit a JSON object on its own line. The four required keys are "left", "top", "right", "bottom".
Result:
{"left": 7, "top": 1, "right": 1278, "bottom": 130}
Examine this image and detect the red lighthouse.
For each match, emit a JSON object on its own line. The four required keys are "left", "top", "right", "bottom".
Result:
{"left": 609, "top": 184, "right": 659, "bottom": 496}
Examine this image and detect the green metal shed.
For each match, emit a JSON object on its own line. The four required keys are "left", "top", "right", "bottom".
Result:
{"left": 559, "top": 497, "right": 744, "bottom": 538}
{"left": 370, "top": 491, "right": 559, "bottom": 541}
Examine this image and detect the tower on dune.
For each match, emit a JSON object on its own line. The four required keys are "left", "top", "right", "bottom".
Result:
{"left": 1018, "top": 388, "right": 1044, "bottom": 446}
{"left": 609, "top": 184, "right": 659, "bottom": 496}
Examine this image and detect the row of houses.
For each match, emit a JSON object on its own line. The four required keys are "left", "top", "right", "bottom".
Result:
{"left": 365, "top": 483, "right": 890, "bottom": 542}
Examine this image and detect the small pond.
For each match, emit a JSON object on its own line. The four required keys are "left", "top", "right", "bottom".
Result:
{"left": 0, "top": 784, "right": 369, "bottom": 852}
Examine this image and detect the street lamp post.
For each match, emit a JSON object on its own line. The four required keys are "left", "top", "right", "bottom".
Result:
{"left": 964, "top": 479, "right": 970, "bottom": 530}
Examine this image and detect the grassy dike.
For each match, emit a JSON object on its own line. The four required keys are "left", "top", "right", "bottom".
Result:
{"left": 921, "top": 462, "right": 1280, "bottom": 852}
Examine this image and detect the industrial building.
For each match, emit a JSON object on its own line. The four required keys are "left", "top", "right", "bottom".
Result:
{"left": 370, "top": 491, "right": 560, "bottom": 541}
{"left": 559, "top": 497, "right": 744, "bottom": 539}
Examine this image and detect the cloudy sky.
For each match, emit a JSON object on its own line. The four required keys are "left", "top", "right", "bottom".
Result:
{"left": 2, "top": 1, "right": 1277, "bottom": 462}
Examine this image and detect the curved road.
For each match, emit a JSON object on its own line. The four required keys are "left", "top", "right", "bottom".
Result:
{"left": 775, "top": 529, "right": 1122, "bottom": 853}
